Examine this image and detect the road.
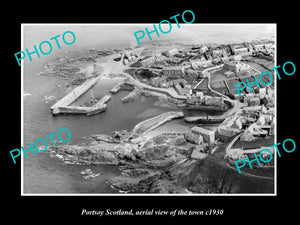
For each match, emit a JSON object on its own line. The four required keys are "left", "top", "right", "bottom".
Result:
{"left": 225, "top": 133, "right": 243, "bottom": 157}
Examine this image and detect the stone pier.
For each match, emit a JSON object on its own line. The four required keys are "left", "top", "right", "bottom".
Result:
{"left": 50, "top": 76, "right": 112, "bottom": 116}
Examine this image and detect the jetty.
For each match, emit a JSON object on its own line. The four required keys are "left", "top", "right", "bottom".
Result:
{"left": 51, "top": 94, "right": 111, "bottom": 116}
{"left": 121, "top": 87, "right": 143, "bottom": 102}
{"left": 184, "top": 115, "right": 225, "bottom": 124}
{"left": 130, "top": 111, "right": 184, "bottom": 139}
{"left": 110, "top": 79, "right": 126, "bottom": 94}
{"left": 50, "top": 76, "right": 112, "bottom": 116}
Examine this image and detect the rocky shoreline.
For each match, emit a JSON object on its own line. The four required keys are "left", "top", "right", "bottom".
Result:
{"left": 49, "top": 130, "right": 197, "bottom": 193}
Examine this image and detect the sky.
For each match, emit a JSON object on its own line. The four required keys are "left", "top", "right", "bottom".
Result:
{"left": 23, "top": 24, "right": 276, "bottom": 52}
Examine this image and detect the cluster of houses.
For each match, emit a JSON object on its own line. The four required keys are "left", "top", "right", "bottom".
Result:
{"left": 226, "top": 106, "right": 275, "bottom": 166}
{"left": 186, "top": 92, "right": 225, "bottom": 108}
{"left": 223, "top": 61, "right": 251, "bottom": 73}
{"left": 219, "top": 103, "right": 274, "bottom": 141}
{"left": 217, "top": 86, "right": 274, "bottom": 139}
{"left": 242, "top": 87, "right": 275, "bottom": 108}
{"left": 185, "top": 39, "right": 274, "bottom": 62}
{"left": 128, "top": 39, "right": 274, "bottom": 72}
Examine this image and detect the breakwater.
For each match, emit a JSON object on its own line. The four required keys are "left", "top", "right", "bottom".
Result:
{"left": 50, "top": 74, "right": 112, "bottom": 116}
{"left": 51, "top": 94, "right": 111, "bottom": 115}
{"left": 121, "top": 87, "right": 143, "bottom": 102}
{"left": 130, "top": 111, "right": 184, "bottom": 138}
{"left": 110, "top": 79, "right": 126, "bottom": 94}
{"left": 184, "top": 115, "right": 225, "bottom": 124}
{"left": 51, "top": 76, "right": 101, "bottom": 114}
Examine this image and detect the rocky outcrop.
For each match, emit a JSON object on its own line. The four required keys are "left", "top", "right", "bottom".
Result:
{"left": 51, "top": 132, "right": 192, "bottom": 167}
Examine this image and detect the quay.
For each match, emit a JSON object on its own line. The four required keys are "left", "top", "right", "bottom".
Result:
{"left": 130, "top": 111, "right": 184, "bottom": 139}
{"left": 121, "top": 87, "right": 143, "bottom": 102}
{"left": 124, "top": 76, "right": 187, "bottom": 100}
{"left": 50, "top": 75, "right": 112, "bottom": 116}
{"left": 110, "top": 79, "right": 126, "bottom": 94}
{"left": 51, "top": 94, "right": 111, "bottom": 116}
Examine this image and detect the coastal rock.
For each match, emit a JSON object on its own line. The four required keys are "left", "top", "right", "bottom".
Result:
{"left": 149, "top": 180, "right": 183, "bottom": 193}
{"left": 121, "top": 168, "right": 149, "bottom": 177}
{"left": 166, "top": 135, "right": 187, "bottom": 146}
{"left": 145, "top": 154, "right": 186, "bottom": 168}
{"left": 53, "top": 143, "right": 120, "bottom": 165}
{"left": 91, "top": 151, "right": 118, "bottom": 165}
{"left": 143, "top": 144, "right": 170, "bottom": 159}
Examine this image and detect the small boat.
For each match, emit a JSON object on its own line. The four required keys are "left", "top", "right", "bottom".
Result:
{"left": 184, "top": 115, "right": 225, "bottom": 124}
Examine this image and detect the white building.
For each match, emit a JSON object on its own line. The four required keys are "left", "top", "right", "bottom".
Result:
{"left": 162, "top": 48, "right": 179, "bottom": 57}
{"left": 191, "top": 126, "right": 215, "bottom": 145}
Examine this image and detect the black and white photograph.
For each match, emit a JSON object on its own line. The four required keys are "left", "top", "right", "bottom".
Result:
{"left": 4, "top": 4, "right": 298, "bottom": 224}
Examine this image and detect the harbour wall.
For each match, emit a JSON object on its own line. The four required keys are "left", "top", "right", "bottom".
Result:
{"left": 131, "top": 111, "right": 184, "bottom": 138}
{"left": 51, "top": 76, "right": 101, "bottom": 114}
{"left": 52, "top": 94, "right": 111, "bottom": 116}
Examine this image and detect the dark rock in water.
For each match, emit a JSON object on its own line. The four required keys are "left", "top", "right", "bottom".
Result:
{"left": 112, "top": 130, "right": 131, "bottom": 141}
{"left": 121, "top": 168, "right": 149, "bottom": 177}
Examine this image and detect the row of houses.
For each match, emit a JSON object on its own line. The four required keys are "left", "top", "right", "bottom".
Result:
{"left": 186, "top": 93, "right": 225, "bottom": 107}
{"left": 139, "top": 53, "right": 165, "bottom": 67}
{"left": 242, "top": 87, "right": 275, "bottom": 108}
{"left": 190, "top": 40, "right": 274, "bottom": 61}
{"left": 219, "top": 103, "right": 274, "bottom": 141}
{"left": 139, "top": 48, "right": 180, "bottom": 67}
{"left": 223, "top": 61, "right": 251, "bottom": 73}
{"left": 137, "top": 39, "right": 274, "bottom": 71}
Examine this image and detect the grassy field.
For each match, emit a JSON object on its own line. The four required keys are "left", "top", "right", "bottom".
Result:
{"left": 210, "top": 68, "right": 233, "bottom": 82}
{"left": 194, "top": 78, "right": 209, "bottom": 91}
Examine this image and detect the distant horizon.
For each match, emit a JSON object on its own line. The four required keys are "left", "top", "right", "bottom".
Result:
{"left": 23, "top": 24, "right": 276, "bottom": 51}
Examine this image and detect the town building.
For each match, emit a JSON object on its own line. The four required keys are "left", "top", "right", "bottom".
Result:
{"left": 248, "top": 97, "right": 261, "bottom": 106}
{"left": 219, "top": 44, "right": 232, "bottom": 56}
{"left": 204, "top": 95, "right": 224, "bottom": 107}
{"left": 174, "top": 83, "right": 191, "bottom": 96}
{"left": 186, "top": 93, "right": 224, "bottom": 107}
{"left": 190, "top": 59, "right": 211, "bottom": 69}
{"left": 162, "top": 48, "right": 179, "bottom": 57}
{"left": 212, "top": 49, "right": 223, "bottom": 58}
{"left": 162, "top": 66, "right": 184, "bottom": 77}
{"left": 229, "top": 55, "right": 243, "bottom": 61}
{"left": 264, "top": 42, "right": 275, "bottom": 54}
{"left": 204, "top": 50, "right": 213, "bottom": 60}
{"left": 231, "top": 117, "right": 243, "bottom": 130}
{"left": 140, "top": 55, "right": 156, "bottom": 67}
{"left": 186, "top": 95, "right": 203, "bottom": 105}
{"left": 223, "top": 61, "right": 250, "bottom": 73}
{"left": 184, "top": 68, "right": 199, "bottom": 80}
{"left": 200, "top": 46, "right": 209, "bottom": 54}
{"left": 184, "top": 130, "right": 204, "bottom": 145}
{"left": 190, "top": 126, "right": 215, "bottom": 145}
{"left": 252, "top": 42, "right": 265, "bottom": 52}
{"left": 218, "top": 127, "right": 240, "bottom": 138}
{"left": 233, "top": 47, "right": 249, "bottom": 56}
{"left": 151, "top": 76, "right": 171, "bottom": 88}
{"left": 259, "top": 88, "right": 266, "bottom": 99}
{"left": 139, "top": 54, "right": 163, "bottom": 67}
